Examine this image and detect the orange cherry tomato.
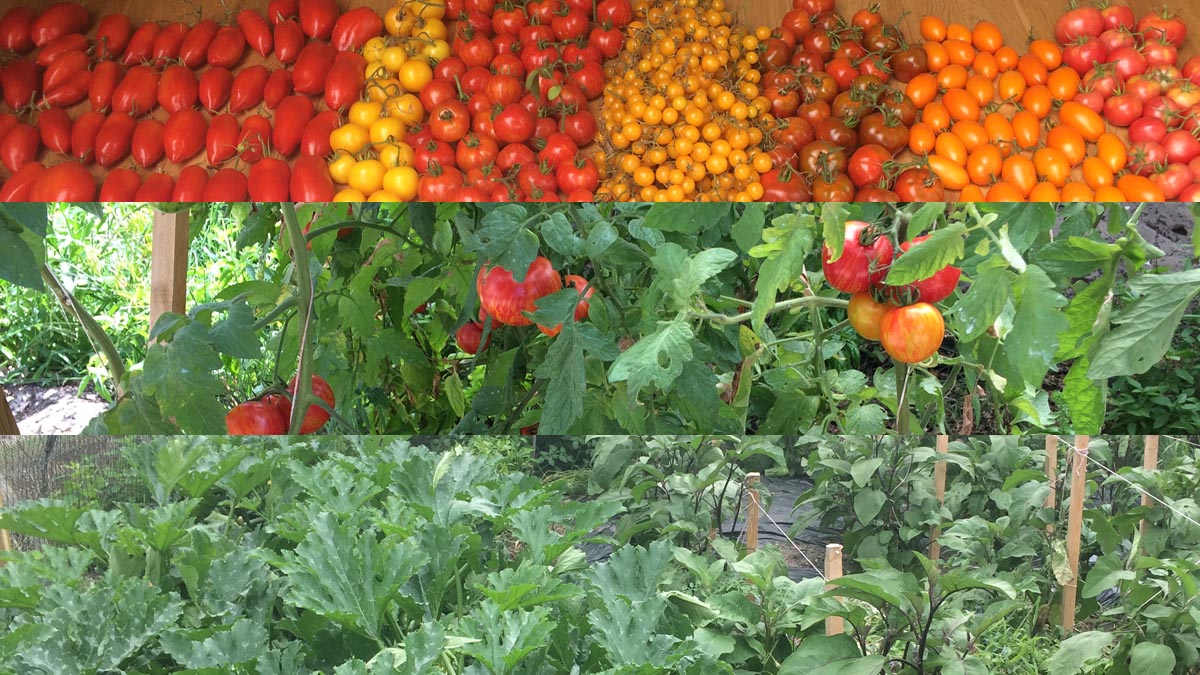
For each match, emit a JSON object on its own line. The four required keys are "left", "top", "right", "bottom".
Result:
{"left": 1059, "top": 101, "right": 1106, "bottom": 141}
{"left": 935, "top": 131, "right": 968, "bottom": 165}
{"left": 1001, "top": 154, "right": 1038, "bottom": 196}
{"left": 986, "top": 182, "right": 1025, "bottom": 201}
{"left": 943, "top": 38, "right": 976, "bottom": 67}
{"left": 966, "top": 74, "right": 995, "bottom": 106}
{"left": 995, "top": 45, "right": 1019, "bottom": 71}
{"left": 952, "top": 119, "right": 989, "bottom": 151}
{"left": 1021, "top": 85, "right": 1053, "bottom": 118}
{"left": 1047, "top": 67, "right": 1080, "bottom": 102}
{"left": 1028, "top": 39, "right": 1062, "bottom": 69}
{"left": 1047, "top": 125, "right": 1087, "bottom": 166}
{"left": 946, "top": 23, "right": 971, "bottom": 42}
{"left": 924, "top": 41, "right": 949, "bottom": 71}
{"left": 943, "top": 88, "right": 980, "bottom": 122}
{"left": 967, "top": 144, "right": 1003, "bottom": 185}
{"left": 1033, "top": 146, "right": 1070, "bottom": 187}
{"left": 973, "top": 51, "right": 999, "bottom": 79}
{"left": 906, "top": 73, "right": 939, "bottom": 108}
{"left": 1116, "top": 174, "right": 1164, "bottom": 201}
{"left": 1018, "top": 53, "right": 1049, "bottom": 85}
{"left": 959, "top": 184, "right": 986, "bottom": 200}
{"left": 928, "top": 154, "right": 970, "bottom": 190}
{"left": 909, "top": 122, "right": 936, "bottom": 154}
{"left": 1081, "top": 156, "right": 1115, "bottom": 189}
{"left": 937, "top": 64, "right": 969, "bottom": 90}
{"left": 923, "top": 101, "right": 951, "bottom": 130}
{"left": 1093, "top": 185, "right": 1125, "bottom": 201}
{"left": 983, "top": 112, "right": 1015, "bottom": 156}
{"left": 920, "top": 16, "right": 947, "bottom": 42}
{"left": 1060, "top": 181, "right": 1094, "bottom": 202}
{"left": 1029, "top": 181, "right": 1061, "bottom": 201}
{"left": 1096, "top": 132, "right": 1127, "bottom": 173}
{"left": 971, "top": 21, "right": 1003, "bottom": 53}
{"left": 997, "top": 70, "right": 1026, "bottom": 102}
{"left": 1012, "top": 110, "right": 1041, "bottom": 149}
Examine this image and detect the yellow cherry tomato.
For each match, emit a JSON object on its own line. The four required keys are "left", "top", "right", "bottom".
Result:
{"left": 348, "top": 159, "right": 387, "bottom": 194}
{"left": 370, "top": 117, "right": 406, "bottom": 148}
{"left": 377, "top": 142, "right": 414, "bottom": 168}
{"left": 385, "top": 93, "right": 423, "bottom": 125}
{"left": 397, "top": 60, "right": 432, "bottom": 92}
{"left": 422, "top": 39, "right": 450, "bottom": 62}
{"left": 348, "top": 100, "right": 383, "bottom": 127}
{"left": 414, "top": 19, "right": 446, "bottom": 41}
{"left": 330, "top": 123, "right": 370, "bottom": 154}
{"left": 383, "top": 166, "right": 419, "bottom": 200}
{"left": 406, "top": 0, "right": 445, "bottom": 19}
{"left": 328, "top": 151, "right": 357, "bottom": 184}
{"left": 334, "top": 187, "right": 368, "bottom": 202}
{"left": 362, "top": 37, "right": 387, "bottom": 62}
{"left": 382, "top": 45, "right": 407, "bottom": 73}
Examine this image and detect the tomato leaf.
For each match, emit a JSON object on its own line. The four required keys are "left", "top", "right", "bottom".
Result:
{"left": 642, "top": 202, "right": 730, "bottom": 234}
{"left": 652, "top": 244, "right": 737, "bottom": 310}
{"left": 1006, "top": 266, "right": 1067, "bottom": 389}
{"left": 820, "top": 202, "right": 847, "bottom": 261}
{"left": 463, "top": 204, "right": 539, "bottom": 281}
{"left": 905, "top": 202, "right": 945, "bottom": 238}
{"left": 1054, "top": 270, "right": 1114, "bottom": 362}
{"left": 207, "top": 301, "right": 263, "bottom": 359}
{"left": 0, "top": 206, "right": 46, "bottom": 291}
{"left": 140, "top": 321, "right": 228, "bottom": 433}
{"left": 884, "top": 222, "right": 966, "bottom": 286}
{"left": 949, "top": 266, "right": 1011, "bottom": 343}
{"left": 1062, "top": 356, "right": 1105, "bottom": 435}
{"left": 1034, "top": 237, "right": 1122, "bottom": 279}
{"left": 731, "top": 203, "right": 765, "bottom": 253}
{"left": 608, "top": 320, "right": 694, "bottom": 401}
{"left": 1088, "top": 268, "right": 1200, "bottom": 379}
{"left": 538, "top": 211, "right": 581, "bottom": 258}
{"left": 751, "top": 213, "right": 814, "bottom": 332}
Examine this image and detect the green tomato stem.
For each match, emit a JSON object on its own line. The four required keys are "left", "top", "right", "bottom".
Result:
{"left": 281, "top": 202, "right": 317, "bottom": 436}
{"left": 690, "top": 295, "right": 848, "bottom": 325}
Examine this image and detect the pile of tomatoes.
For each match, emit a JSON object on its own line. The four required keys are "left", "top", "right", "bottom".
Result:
{"left": 225, "top": 373, "right": 336, "bottom": 435}
{"left": 597, "top": 0, "right": 777, "bottom": 202}
{"left": 824, "top": 221, "right": 959, "bottom": 364}
{"left": 755, "top": 0, "right": 934, "bottom": 201}
{"left": 458, "top": 255, "right": 593, "bottom": 353}
{"left": 0, "top": 0, "right": 382, "bottom": 202}
{"left": 395, "top": 0, "right": 628, "bottom": 202}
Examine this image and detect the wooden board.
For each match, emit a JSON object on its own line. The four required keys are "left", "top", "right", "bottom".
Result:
{"left": 149, "top": 209, "right": 189, "bottom": 334}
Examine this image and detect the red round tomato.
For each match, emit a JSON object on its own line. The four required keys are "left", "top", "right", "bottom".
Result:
{"left": 431, "top": 100, "right": 470, "bottom": 142}
{"left": 891, "top": 236, "right": 962, "bottom": 303}
{"left": 477, "top": 256, "right": 563, "bottom": 326}
{"left": 880, "top": 303, "right": 945, "bottom": 364}
{"left": 847, "top": 143, "right": 890, "bottom": 188}
{"left": 493, "top": 103, "right": 535, "bottom": 144}
{"left": 847, "top": 292, "right": 890, "bottom": 341}
{"left": 282, "top": 373, "right": 335, "bottom": 434}
{"left": 564, "top": 274, "right": 594, "bottom": 321}
{"left": 1055, "top": 6, "right": 1104, "bottom": 44}
{"left": 456, "top": 321, "right": 491, "bottom": 354}
{"left": 226, "top": 401, "right": 288, "bottom": 435}
{"left": 1137, "top": 9, "right": 1186, "bottom": 47}
{"left": 822, "top": 221, "right": 895, "bottom": 293}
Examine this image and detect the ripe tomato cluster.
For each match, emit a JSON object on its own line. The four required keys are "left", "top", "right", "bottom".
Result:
{"left": 823, "top": 221, "right": 959, "bottom": 364}
{"left": 458, "top": 255, "right": 593, "bottom": 353}
{"left": 0, "top": 0, "right": 383, "bottom": 202}
{"left": 757, "top": 0, "right": 930, "bottom": 202}
{"left": 394, "top": 0, "right": 628, "bottom": 202}
{"left": 225, "top": 374, "right": 336, "bottom": 435}
{"left": 911, "top": 4, "right": 1198, "bottom": 202}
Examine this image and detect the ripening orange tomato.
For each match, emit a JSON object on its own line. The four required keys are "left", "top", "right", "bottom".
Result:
{"left": 1029, "top": 181, "right": 1061, "bottom": 201}
{"left": 1047, "top": 67, "right": 1080, "bottom": 102}
{"left": 952, "top": 119, "right": 989, "bottom": 151}
{"left": 909, "top": 122, "right": 937, "bottom": 154}
{"left": 966, "top": 74, "right": 995, "bottom": 106}
{"left": 938, "top": 64, "right": 969, "bottom": 90}
{"left": 997, "top": 70, "right": 1027, "bottom": 102}
{"left": 973, "top": 51, "right": 999, "bottom": 79}
{"left": 1059, "top": 101, "right": 1106, "bottom": 140}
{"left": 946, "top": 22, "right": 972, "bottom": 42}
{"left": 1002, "top": 154, "right": 1038, "bottom": 196}
{"left": 907, "top": 73, "right": 939, "bottom": 107}
{"left": 967, "top": 144, "right": 1003, "bottom": 185}
{"left": 1081, "top": 156, "right": 1115, "bottom": 189}
{"left": 1028, "top": 39, "right": 1062, "bottom": 69}
{"left": 924, "top": 41, "right": 949, "bottom": 71}
{"left": 971, "top": 21, "right": 1003, "bottom": 53}
{"left": 1018, "top": 53, "right": 1049, "bottom": 85}
{"left": 1093, "top": 185, "right": 1126, "bottom": 201}
{"left": 1047, "top": 125, "right": 1087, "bottom": 166}
{"left": 987, "top": 182, "right": 1025, "bottom": 201}
{"left": 995, "top": 45, "right": 1019, "bottom": 71}
{"left": 924, "top": 101, "right": 951, "bottom": 130}
{"left": 1116, "top": 174, "right": 1164, "bottom": 201}
{"left": 1022, "top": 85, "right": 1053, "bottom": 118}
{"left": 1033, "top": 146, "right": 1070, "bottom": 187}
{"left": 935, "top": 131, "right": 969, "bottom": 165}
{"left": 944, "top": 38, "right": 976, "bottom": 66}
{"left": 928, "top": 154, "right": 970, "bottom": 190}
{"left": 1012, "top": 110, "right": 1041, "bottom": 149}
{"left": 1060, "top": 181, "right": 1094, "bottom": 202}
{"left": 1096, "top": 132, "right": 1127, "bottom": 172}
{"left": 921, "top": 15, "right": 947, "bottom": 41}
{"left": 943, "top": 88, "right": 980, "bottom": 122}
{"left": 983, "top": 112, "right": 1015, "bottom": 156}
{"left": 959, "top": 184, "right": 986, "bottom": 200}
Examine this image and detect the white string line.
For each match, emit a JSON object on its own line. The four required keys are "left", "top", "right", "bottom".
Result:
{"left": 1163, "top": 435, "right": 1200, "bottom": 451}
{"left": 746, "top": 489, "right": 827, "bottom": 581}
{"left": 1052, "top": 435, "right": 1200, "bottom": 533}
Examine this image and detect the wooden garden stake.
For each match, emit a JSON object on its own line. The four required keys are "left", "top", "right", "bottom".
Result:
{"left": 0, "top": 385, "right": 17, "bottom": 435}
{"left": 1062, "top": 435, "right": 1089, "bottom": 631}
{"left": 825, "top": 543, "right": 844, "bottom": 636}
{"left": 745, "top": 473, "right": 760, "bottom": 552}
{"left": 149, "top": 209, "right": 190, "bottom": 337}
{"left": 1141, "top": 436, "right": 1159, "bottom": 541}
{"left": 0, "top": 473, "right": 11, "bottom": 560}
{"left": 1045, "top": 436, "right": 1058, "bottom": 535}
{"left": 930, "top": 435, "right": 949, "bottom": 562}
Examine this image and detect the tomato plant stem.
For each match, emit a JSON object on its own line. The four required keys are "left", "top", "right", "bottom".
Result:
{"left": 39, "top": 263, "right": 125, "bottom": 396}
{"left": 281, "top": 202, "right": 317, "bottom": 436}
{"left": 895, "top": 360, "right": 911, "bottom": 435}
{"left": 690, "top": 295, "right": 848, "bottom": 325}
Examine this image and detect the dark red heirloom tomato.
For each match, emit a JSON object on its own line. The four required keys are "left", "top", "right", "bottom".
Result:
{"left": 880, "top": 303, "right": 945, "bottom": 364}
{"left": 476, "top": 256, "right": 562, "bottom": 326}
{"left": 226, "top": 401, "right": 288, "bottom": 435}
{"left": 455, "top": 321, "right": 491, "bottom": 354}
{"left": 821, "top": 221, "right": 894, "bottom": 293}
{"left": 889, "top": 235, "right": 962, "bottom": 303}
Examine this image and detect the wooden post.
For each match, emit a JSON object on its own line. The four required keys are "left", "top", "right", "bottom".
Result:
{"left": 745, "top": 473, "right": 760, "bottom": 552}
{"left": 0, "top": 386, "right": 17, "bottom": 435}
{"left": 825, "top": 543, "right": 844, "bottom": 636}
{"left": 929, "top": 435, "right": 949, "bottom": 562}
{"left": 149, "top": 209, "right": 190, "bottom": 335}
{"left": 1062, "top": 435, "right": 1089, "bottom": 632}
{"left": 0, "top": 471, "right": 12, "bottom": 560}
{"left": 1140, "top": 436, "right": 1159, "bottom": 541}
{"left": 1045, "top": 435, "right": 1058, "bottom": 535}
